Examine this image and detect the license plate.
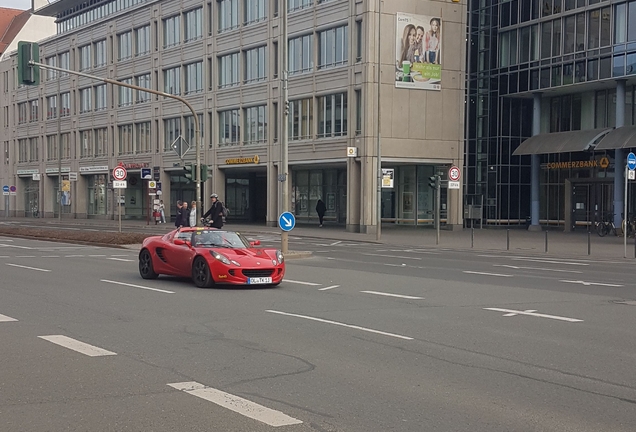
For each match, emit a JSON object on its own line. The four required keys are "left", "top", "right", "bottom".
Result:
{"left": 248, "top": 277, "right": 272, "bottom": 285}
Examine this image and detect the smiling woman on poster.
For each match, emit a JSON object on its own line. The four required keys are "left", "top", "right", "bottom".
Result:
{"left": 397, "top": 23, "right": 417, "bottom": 67}
{"left": 395, "top": 12, "right": 442, "bottom": 91}
{"left": 425, "top": 18, "right": 441, "bottom": 64}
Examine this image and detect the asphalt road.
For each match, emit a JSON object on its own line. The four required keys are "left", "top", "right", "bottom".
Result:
{"left": 1, "top": 234, "right": 636, "bottom": 431}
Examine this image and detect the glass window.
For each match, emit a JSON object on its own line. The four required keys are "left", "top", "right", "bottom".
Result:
{"left": 219, "top": 109, "right": 240, "bottom": 145}
{"left": 355, "top": 89, "right": 362, "bottom": 135}
{"left": 45, "top": 56, "right": 57, "bottom": 80}
{"left": 17, "top": 102, "right": 27, "bottom": 124}
{"left": 552, "top": 18, "right": 561, "bottom": 57}
{"left": 136, "top": 122, "right": 151, "bottom": 153}
{"left": 219, "top": 52, "right": 239, "bottom": 87}
{"left": 244, "top": 46, "right": 266, "bottom": 82}
{"left": 164, "top": 15, "right": 181, "bottom": 47}
{"left": 136, "top": 74, "right": 151, "bottom": 102}
{"left": 118, "top": 124, "right": 134, "bottom": 154}
{"left": 184, "top": 8, "right": 202, "bottom": 41}
{"left": 118, "top": 31, "right": 133, "bottom": 60}
{"left": 94, "top": 39, "right": 107, "bottom": 67}
{"left": 185, "top": 114, "right": 203, "bottom": 148}
{"left": 541, "top": 21, "right": 552, "bottom": 59}
{"left": 80, "top": 130, "right": 94, "bottom": 158}
{"left": 600, "top": 7, "right": 611, "bottom": 47}
{"left": 289, "top": 98, "right": 313, "bottom": 140}
{"left": 530, "top": 24, "right": 539, "bottom": 61}
{"left": 185, "top": 62, "right": 203, "bottom": 93}
{"left": 80, "top": 88, "right": 92, "bottom": 113}
{"left": 588, "top": 9, "right": 600, "bottom": 49}
{"left": 164, "top": 67, "right": 181, "bottom": 95}
{"left": 563, "top": 15, "right": 574, "bottom": 54}
{"left": 318, "top": 93, "right": 347, "bottom": 138}
{"left": 47, "top": 95, "right": 57, "bottom": 119}
{"left": 29, "top": 99, "right": 38, "bottom": 122}
{"left": 219, "top": 0, "right": 239, "bottom": 32}
{"left": 135, "top": 25, "right": 150, "bottom": 56}
{"left": 119, "top": 78, "right": 133, "bottom": 106}
{"left": 80, "top": 44, "right": 91, "bottom": 71}
{"left": 95, "top": 128, "right": 108, "bottom": 157}
{"left": 356, "top": 20, "right": 362, "bottom": 61}
{"left": 59, "top": 52, "right": 70, "bottom": 76}
{"left": 519, "top": 27, "right": 530, "bottom": 63}
{"left": 29, "top": 137, "right": 38, "bottom": 161}
{"left": 95, "top": 84, "right": 107, "bottom": 110}
{"left": 244, "top": 105, "right": 267, "bottom": 144}
{"left": 575, "top": 13, "right": 585, "bottom": 52}
{"left": 629, "top": 1, "right": 636, "bottom": 42}
{"left": 46, "top": 135, "right": 57, "bottom": 160}
{"left": 164, "top": 117, "right": 181, "bottom": 151}
{"left": 289, "top": 0, "right": 312, "bottom": 12}
{"left": 289, "top": 34, "right": 313, "bottom": 74}
{"left": 319, "top": 25, "right": 348, "bottom": 69}
{"left": 61, "top": 92, "right": 71, "bottom": 117}
{"left": 616, "top": 3, "right": 627, "bottom": 44}
{"left": 245, "top": 0, "right": 266, "bottom": 23}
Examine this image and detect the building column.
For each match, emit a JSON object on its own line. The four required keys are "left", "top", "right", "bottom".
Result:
{"left": 529, "top": 93, "right": 542, "bottom": 231}
{"left": 614, "top": 79, "right": 626, "bottom": 228}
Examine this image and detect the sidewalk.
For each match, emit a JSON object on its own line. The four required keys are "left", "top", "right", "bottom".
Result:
{"left": 4, "top": 216, "right": 636, "bottom": 261}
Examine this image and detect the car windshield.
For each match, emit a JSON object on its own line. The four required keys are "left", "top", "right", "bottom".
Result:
{"left": 192, "top": 230, "right": 250, "bottom": 249}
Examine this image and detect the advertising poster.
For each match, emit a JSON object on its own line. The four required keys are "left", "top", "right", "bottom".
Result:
{"left": 395, "top": 12, "right": 442, "bottom": 91}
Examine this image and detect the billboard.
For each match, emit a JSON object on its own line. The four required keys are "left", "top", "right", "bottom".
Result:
{"left": 395, "top": 13, "right": 442, "bottom": 91}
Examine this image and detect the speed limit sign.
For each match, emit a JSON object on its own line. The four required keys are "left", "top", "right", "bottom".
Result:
{"left": 113, "top": 166, "right": 127, "bottom": 181}
{"left": 449, "top": 166, "right": 461, "bottom": 181}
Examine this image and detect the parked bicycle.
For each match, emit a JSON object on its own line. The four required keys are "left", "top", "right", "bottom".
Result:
{"left": 621, "top": 213, "right": 636, "bottom": 238}
{"left": 596, "top": 213, "right": 618, "bottom": 237}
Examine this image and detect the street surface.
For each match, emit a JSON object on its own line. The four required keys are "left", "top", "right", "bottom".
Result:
{"left": 1, "top": 230, "right": 636, "bottom": 431}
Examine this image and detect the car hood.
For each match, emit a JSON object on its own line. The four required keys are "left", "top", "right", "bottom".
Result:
{"left": 204, "top": 247, "right": 278, "bottom": 264}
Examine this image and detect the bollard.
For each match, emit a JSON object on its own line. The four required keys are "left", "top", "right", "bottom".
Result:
{"left": 471, "top": 227, "right": 474, "bottom": 248}
{"left": 588, "top": 230, "right": 591, "bottom": 256}
{"left": 506, "top": 229, "right": 510, "bottom": 251}
{"left": 634, "top": 234, "right": 636, "bottom": 259}
{"left": 544, "top": 230, "right": 548, "bottom": 253}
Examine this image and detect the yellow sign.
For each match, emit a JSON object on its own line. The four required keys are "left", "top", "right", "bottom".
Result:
{"left": 61, "top": 180, "right": 71, "bottom": 192}
{"left": 600, "top": 157, "right": 610, "bottom": 169}
{"left": 545, "top": 160, "right": 598, "bottom": 170}
{"left": 225, "top": 155, "right": 260, "bottom": 165}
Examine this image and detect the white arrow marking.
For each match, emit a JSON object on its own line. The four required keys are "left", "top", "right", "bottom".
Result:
{"left": 560, "top": 280, "right": 623, "bottom": 287}
{"left": 282, "top": 216, "right": 292, "bottom": 227}
{"left": 484, "top": 308, "right": 583, "bottom": 323}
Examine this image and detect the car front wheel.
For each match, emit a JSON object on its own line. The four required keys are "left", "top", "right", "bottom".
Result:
{"left": 192, "top": 257, "right": 214, "bottom": 288}
{"left": 139, "top": 249, "right": 159, "bottom": 279}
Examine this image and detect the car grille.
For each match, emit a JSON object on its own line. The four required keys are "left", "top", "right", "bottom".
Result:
{"left": 242, "top": 269, "right": 274, "bottom": 278}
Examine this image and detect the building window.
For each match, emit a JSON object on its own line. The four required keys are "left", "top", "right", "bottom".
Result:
{"left": 185, "top": 62, "right": 203, "bottom": 94}
{"left": 80, "top": 88, "right": 92, "bottom": 113}
{"left": 164, "top": 117, "right": 181, "bottom": 151}
{"left": 29, "top": 137, "right": 38, "bottom": 162}
{"left": 319, "top": 25, "right": 348, "bottom": 69}
{"left": 95, "top": 127, "right": 108, "bottom": 156}
{"left": 119, "top": 78, "right": 133, "bottom": 106}
{"left": 136, "top": 74, "right": 151, "bottom": 102}
{"left": 80, "top": 44, "right": 92, "bottom": 71}
{"left": 185, "top": 114, "right": 204, "bottom": 148}
{"left": 61, "top": 133, "right": 71, "bottom": 159}
{"left": 18, "top": 102, "right": 27, "bottom": 124}
{"left": 92, "top": 85, "right": 106, "bottom": 111}
{"left": 184, "top": 8, "right": 203, "bottom": 41}
{"left": 136, "top": 122, "right": 151, "bottom": 153}
{"left": 3, "top": 141, "right": 8, "bottom": 165}
{"left": 59, "top": 52, "right": 70, "bottom": 76}
{"left": 244, "top": 105, "right": 267, "bottom": 144}
{"left": 355, "top": 20, "right": 362, "bottom": 61}
{"left": 219, "top": 52, "right": 239, "bottom": 87}
{"left": 219, "top": 109, "right": 240, "bottom": 145}
{"left": 80, "top": 130, "right": 94, "bottom": 158}
{"left": 318, "top": 93, "right": 347, "bottom": 138}
{"left": 244, "top": 45, "right": 266, "bottom": 82}
{"left": 135, "top": 25, "right": 151, "bottom": 56}
{"left": 164, "top": 15, "right": 181, "bottom": 48}
{"left": 289, "top": 98, "right": 313, "bottom": 140}
{"left": 219, "top": 0, "right": 239, "bottom": 32}
{"left": 29, "top": 99, "right": 38, "bottom": 123}
{"left": 289, "top": 34, "right": 313, "bottom": 74}
{"left": 47, "top": 95, "right": 57, "bottom": 119}
{"left": 46, "top": 56, "right": 57, "bottom": 80}
{"left": 288, "top": 0, "right": 312, "bottom": 12}
{"left": 118, "top": 124, "right": 133, "bottom": 154}
{"left": 18, "top": 139, "right": 27, "bottom": 162}
{"left": 94, "top": 39, "right": 107, "bottom": 67}
{"left": 355, "top": 89, "right": 362, "bottom": 135}
{"left": 118, "top": 31, "right": 133, "bottom": 60}
{"left": 61, "top": 92, "right": 71, "bottom": 117}
{"left": 245, "top": 0, "right": 266, "bottom": 23}
{"left": 164, "top": 67, "right": 181, "bottom": 95}
{"left": 46, "top": 135, "right": 57, "bottom": 161}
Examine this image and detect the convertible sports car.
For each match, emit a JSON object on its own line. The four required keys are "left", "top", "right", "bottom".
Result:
{"left": 138, "top": 227, "right": 285, "bottom": 288}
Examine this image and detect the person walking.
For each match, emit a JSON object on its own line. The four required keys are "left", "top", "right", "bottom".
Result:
{"left": 316, "top": 198, "right": 326, "bottom": 227}
{"left": 181, "top": 202, "right": 191, "bottom": 227}
{"left": 203, "top": 193, "right": 224, "bottom": 229}
{"left": 174, "top": 200, "right": 183, "bottom": 228}
{"left": 189, "top": 201, "right": 197, "bottom": 227}
{"left": 159, "top": 200, "right": 166, "bottom": 224}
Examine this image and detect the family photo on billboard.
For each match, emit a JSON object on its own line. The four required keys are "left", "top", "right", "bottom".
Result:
{"left": 395, "top": 12, "right": 442, "bottom": 91}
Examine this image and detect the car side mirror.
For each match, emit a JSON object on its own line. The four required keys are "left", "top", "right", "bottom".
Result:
{"left": 250, "top": 240, "right": 261, "bottom": 247}
{"left": 174, "top": 239, "right": 191, "bottom": 247}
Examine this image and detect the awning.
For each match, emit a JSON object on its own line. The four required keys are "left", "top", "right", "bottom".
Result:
{"left": 594, "top": 125, "right": 636, "bottom": 150}
{"left": 512, "top": 128, "right": 612, "bottom": 156}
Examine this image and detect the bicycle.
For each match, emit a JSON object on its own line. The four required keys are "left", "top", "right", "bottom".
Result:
{"left": 621, "top": 213, "right": 636, "bottom": 238}
{"left": 596, "top": 213, "right": 618, "bottom": 237}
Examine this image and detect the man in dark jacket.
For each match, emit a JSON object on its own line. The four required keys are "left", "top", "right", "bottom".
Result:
{"left": 316, "top": 198, "right": 326, "bottom": 227}
{"left": 174, "top": 200, "right": 183, "bottom": 227}
{"left": 203, "top": 193, "right": 224, "bottom": 228}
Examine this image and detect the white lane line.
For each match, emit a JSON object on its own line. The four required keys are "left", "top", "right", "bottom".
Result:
{"left": 512, "top": 258, "right": 588, "bottom": 266}
{"left": 84, "top": 229, "right": 99, "bottom": 232}
{"left": 0, "top": 244, "right": 32, "bottom": 249}
{"left": 0, "top": 239, "right": 14, "bottom": 242}
{"left": 361, "top": 290, "right": 424, "bottom": 300}
{"left": 363, "top": 253, "right": 422, "bottom": 260}
{"left": 400, "top": 249, "right": 440, "bottom": 255}
{"left": 330, "top": 241, "right": 342, "bottom": 246}
{"left": 6, "top": 263, "right": 51, "bottom": 272}
{"left": 38, "top": 335, "right": 116, "bottom": 356}
{"left": 65, "top": 255, "right": 85, "bottom": 258}
{"left": 266, "top": 310, "right": 413, "bottom": 340}
{"left": 560, "top": 280, "right": 623, "bottom": 287}
{"left": 100, "top": 279, "right": 175, "bottom": 294}
{"left": 484, "top": 308, "right": 583, "bottom": 323}
{"left": 107, "top": 257, "right": 135, "bottom": 262}
{"left": 0, "top": 314, "right": 18, "bottom": 322}
{"left": 89, "top": 255, "right": 106, "bottom": 257}
{"left": 318, "top": 285, "right": 340, "bottom": 291}
{"left": 167, "top": 381, "right": 302, "bottom": 427}
{"left": 284, "top": 279, "right": 321, "bottom": 286}
{"left": 0, "top": 256, "right": 9, "bottom": 258}
{"left": 463, "top": 271, "right": 513, "bottom": 277}
{"left": 110, "top": 254, "right": 130, "bottom": 257}
{"left": 41, "top": 255, "right": 60, "bottom": 258}
{"left": 14, "top": 255, "right": 36, "bottom": 258}
{"left": 493, "top": 264, "right": 582, "bottom": 274}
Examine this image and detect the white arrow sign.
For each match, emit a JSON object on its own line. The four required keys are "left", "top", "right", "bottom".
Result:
{"left": 282, "top": 216, "right": 292, "bottom": 227}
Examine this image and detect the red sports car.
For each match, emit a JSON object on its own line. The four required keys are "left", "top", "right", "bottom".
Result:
{"left": 138, "top": 227, "right": 285, "bottom": 288}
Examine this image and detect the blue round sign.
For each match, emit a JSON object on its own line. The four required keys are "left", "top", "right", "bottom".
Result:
{"left": 278, "top": 212, "right": 296, "bottom": 232}
{"left": 628, "top": 152, "right": 636, "bottom": 171}
{"left": 2, "top": 185, "right": 8, "bottom": 193}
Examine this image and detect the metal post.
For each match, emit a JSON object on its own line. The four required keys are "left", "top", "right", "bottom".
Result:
{"left": 435, "top": 176, "right": 441, "bottom": 245}
{"left": 118, "top": 188, "right": 122, "bottom": 233}
{"left": 545, "top": 230, "right": 548, "bottom": 253}
{"left": 588, "top": 229, "right": 591, "bottom": 255}
{"left": 506, "top": 229, "right": 510, "bottom": 251}
{"left": 57, "top": 72, "right": 61, "bottom": 221}
{"left": 376, "top": 0, "right": 382, "bottom": 241}
{"left": 280, "top": 0, "right": 289, "bottom": 254}
{"left": 625, "top": 164, "right": 628, "bottom": 259}
{"left": 471, "top": 227, "right": 474, "bottom": 248}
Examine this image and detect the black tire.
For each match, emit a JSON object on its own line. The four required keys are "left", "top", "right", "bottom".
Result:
{"left": 597, "top": 222, "right": 607, "bottom": 237}
{"left": 139, "top": 249, "right": 159, "bottom": 279}
{"left": 192, "top": 257, "right": 214, "bottom": 288}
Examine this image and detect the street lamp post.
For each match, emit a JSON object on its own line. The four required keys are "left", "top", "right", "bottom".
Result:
{"left": 281, "top": 0, "right": 290, "bottom": 254}
{"left": 376, "top": 0, "right": 382, "bottom": 240}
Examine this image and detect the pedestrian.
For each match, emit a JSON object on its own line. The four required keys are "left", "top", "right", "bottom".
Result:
{"left": 189, "top": 201, "right": 197, "bottom": 227}
{"left": 316, "top": 198, "right": 326, "bottom": 227}
{"left": 174, "top": 200, "right": 183, "bottom": 228}
{"left": 181, "top": 201, "right": 191, "bottom": 227}
{"left": 202, "top": 193, "right": 224, "bottom": 229}
{"left": 159, "top": 200, "right": 166, "bottom": 224}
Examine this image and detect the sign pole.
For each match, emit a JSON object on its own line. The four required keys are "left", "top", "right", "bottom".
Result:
{"left": 625, "top": 164, "right": 628, "bottom": 258}
{"left": 118, "top": 188, "right": 122, "bottom": 233}
{"left": 280, "top": 0, "right": 289, "bottom": 254}
{"left": 436, "top": 176, "right": 441, "bottom": 245}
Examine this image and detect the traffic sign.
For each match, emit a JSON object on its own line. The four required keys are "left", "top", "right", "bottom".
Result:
{"left": 113, "top": 166, "right": 127, "bottom": 181}
{"left": 2, "top": 185, "right": 8, "bottom": 195}
{"left": 628, "top": 152, "right": 636, "bottom": 170}
{"left": 113, "top": 180, "right": 127, "bottom": 188}
{"left": 448, "top": 181, "right": 460, "bottom": 189}
{"left": 449, "top": 166, "right": 461, "bottom": 181}
{"left": 9, "top": 185, "right": 16, "bottom": 196}
{"left": 69, "top": 172, "right": 78, "bottom": 181}
{"left": 148, "top": 180, "right": 157, "bottom": 189}
{"left": 279, "top": 212, "right": 296, "bottom": 232}
{"left": 630, "top": 170, "right": 636, "bottom": 181}
{"left": 141, "top": 168, "right": 152, "bottom": 179}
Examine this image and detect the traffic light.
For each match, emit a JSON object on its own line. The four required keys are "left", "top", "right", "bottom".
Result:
{"left": 184, "top": 163, "right": 193, "bottom": 183}
{"left": 18, "top": 41, "right": 40, "bottom": 86}
{"left": 200, "top": 164, "right": 208, "bottom": 182}
{"left": 428, "top": 175, "right": 439, "bottom": 189}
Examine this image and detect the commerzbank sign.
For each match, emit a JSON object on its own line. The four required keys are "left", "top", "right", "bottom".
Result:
{"left": 544, "top": 157, "right": 610, "bottom": 170}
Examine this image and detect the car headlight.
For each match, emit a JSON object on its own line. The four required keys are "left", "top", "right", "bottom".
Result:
{"left": 276, "top": 250, "right": 284, "bottom": 265}
{"left": 231, "top": 260, "right": 241, "bottom": 267}
{"left": 210, "top": 251, "right": 231, "bottom": 265}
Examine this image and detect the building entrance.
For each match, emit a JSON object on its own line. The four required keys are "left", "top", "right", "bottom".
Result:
{"left": 569, "top": 180, "right": 613, "bottom": 230}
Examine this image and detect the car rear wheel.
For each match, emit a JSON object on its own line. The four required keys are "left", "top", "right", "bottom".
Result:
{"left": 139, "top": 249, "right": 159, "bottom": 279}
{"left": 192, "top": 257, "right": 214, "bottom": 288}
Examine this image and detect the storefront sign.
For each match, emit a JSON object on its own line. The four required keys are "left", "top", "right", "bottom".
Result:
{"left": 45, "top": 167, "right": 70, "bottom": 174}
{"left": 69, "top": 172, "right": 78, "bottom": 181}
{"left": 17, "top": 169, "right": 39, "bottom": 176}
{"left": 544, "top": 160, "right": 603, "bottom": 170}
{"left": 123, "top": 162, "right": 150, "bottom": 169}
{"left": 79, "top": 166, "right": 109, "bottom": 173}
{"left": 62, "top": 180, "right": 71, "bottom": 192}
{"left": 382, "top": 169, "right": 395, "bottom": 188}
{"left": 32, "top": 173, "right": 41, "bottom": 181}
{"left": 225, "top": 155, "right": 260, "bottom": 165}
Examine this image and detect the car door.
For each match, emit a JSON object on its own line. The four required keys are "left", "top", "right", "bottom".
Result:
{"left": 163, "top": 232, "right": 196, "bottom": 277}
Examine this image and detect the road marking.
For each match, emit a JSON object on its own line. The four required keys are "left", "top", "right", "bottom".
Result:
{"left": 493, "top": 264, "right": 582, "bottom": 274}
{"left": 318, "top": 285, "right": 340, "bottom": 291}
{"left": 0, "top": 239, "right": 14, "bottom": 242}
{"left": 484, "top": 308, "right": 583, "bottom": 323}
{"left": 84, "top": 229, "right": 99, "bottom": 232}
{"left": 363, "top": 253, "right": 422, "bottom": 260}
{"left": 503, "top": 309, "right": 537, "bottom": 317}
{"left": 167, "top": 381, "right": 302, "bottom": 427}
{"left": 560, "top": 280, "right": 623, "bottom": 287}
{"left": 100, "top": 279, "right": 175, "bottom": 294}
{"left": 330, "top": 241, "right": 342, "bottom": 246}
{"left": 400, "top": 249, "right": 440, "bottom": 255}
{"left": 6, "top": 263, "right": 51, "bottom": 272}
{"left": 0, "top": 256, "right": 9, "bottom": 258}
{"left": 0, "top": 314, "right": 18, "bottom": 322}
{"left": 65, "top": 255, "right": 85, "bottom": 258}
{"left": 361, "top": 290, "right": 424, "bottom": 300}
{"left": 463, "top": 271, "right": 513, "bottom": 277}
{"left": 107, "top": 257, "right": 135, "bottom": 262}
{"left": 14, "top": 255, "right": 36, "bottom": 258}
{"left": 110, "top": 254, "right": 130, "bottom": 257}
{"left": 38, "top": 335, "right": 116, "bottom": 356}
{"left": 284, "top": 279, "right": 321, "bottom": 286}
{"left": 41, "top": 255, "right": 60, "bottom": 258}
{"left": 0, "top": 244, "right": 32, "bottom": 249}
{"left": 266, "top": 310, "right": 413, "bottom": 340}
{"left": 512, "top": 258, "right": 588, "bottom": 266}
{"left": 89, "top": 255, "right": 106, "bottom": 257}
